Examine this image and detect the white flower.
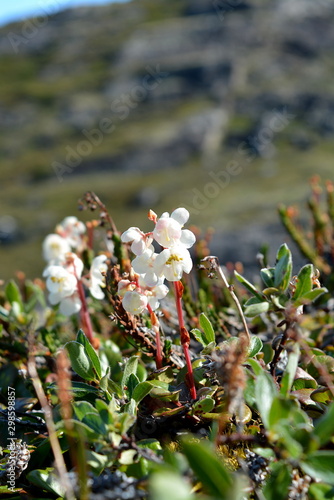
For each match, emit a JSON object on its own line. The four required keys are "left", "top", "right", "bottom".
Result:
{"left": 153, "top": 208, "right": 196, "bottom": 249}
{"left": 122, "top": 290, "right": 148, "bottom": 315}
{"left": 154, "top": 244, "right": 193, "bottom": 281}
{"left": 121, "top": 227, "right": 152, "bottom": 256}
{"left": 132, "top": 246, "right": 161, "bottom": 286}
{"left": 43, "top": 265, "right": 81, "bottom": 315}
{"left": 42, "top": 234, "right": 71, "bottom": 263}
{"left": 89, "top": 254, "right": 108, "bottom": 299}
{"left": 56, "top": 216, "right": 86, "bottom": 248}
{"left": 43, "top": 265, "right": 77, "bottom": 299}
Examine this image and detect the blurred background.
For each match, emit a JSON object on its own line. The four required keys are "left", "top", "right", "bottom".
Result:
{"left": 0, "top": 0, "right": 334, "bottom": 280}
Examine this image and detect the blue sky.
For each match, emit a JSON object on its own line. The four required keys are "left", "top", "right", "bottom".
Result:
{"left": 0, "top": 0, "right": 127, "bottom": 26}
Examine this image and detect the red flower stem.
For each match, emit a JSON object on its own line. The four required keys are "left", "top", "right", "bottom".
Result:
{"left": 86, "top": 221, "right": 94, "bottom": 250}
{"left": 77, "top": 278, "right": 94, "bottom": 344}
{"left": 147, "top": 303, "right": 163, "bottom": 369}
{"left": 173, "top": 281, "right": 197, "bottom": 400}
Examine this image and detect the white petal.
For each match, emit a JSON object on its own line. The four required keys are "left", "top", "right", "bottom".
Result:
{"left": 182, "top": 253, "right": 193, "bottom": 274}
{"left": 143, "top": 270, "right": 160, "bottom": 287}
{"left": 122, "top": 291, "right": 147, "bottom": 315}
{"left": 90, "top": 284, "right": 105, "bottom": 300}
{"left": 164, "top": 263, "right": 183, "bottom": 281}
{"left": 180, "top": 229, "right": 196, "bottom": 249}
{"left": 153, "top": 284, "right": 169, "bottom": 299}
{"left": 153, "top": 249, "right": 170, "bottom": 275}
{"left": 48, "top": 292, "right": 62, "bottom": 305}
{"left": 59, "top": 296, "right": 82, "bottom": 316}
{"left": 121, "top": 227, "right": 142, "bottom": 243}
{"left": 132, "top": 252, "right": 151, "bottom": 274}
{"left": 148, "top": 297, "right": 160, "bottom": 310}
{"left": 171, "top": 208, "right": 189, "bottom": 226}
{"left": 132, "top": 240, "right": 146, "bottom": 256}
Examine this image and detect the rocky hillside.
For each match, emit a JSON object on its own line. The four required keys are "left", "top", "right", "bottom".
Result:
{"left": 0, "top": 0, "right": 334, "bottom": 278}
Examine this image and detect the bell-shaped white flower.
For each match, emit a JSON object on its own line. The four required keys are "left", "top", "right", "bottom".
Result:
{"left": 122, "top": 290, "right": 148, "bottom": 315}
{"left": 42, "top": 234, "right": 71, "bottom": 263}
{"left": 56, "top": 216, "right": 86, "bottom": 248}
{"left": 132, "top": 246, "right": 161, "bottom": 286}
{"left": 121, "top": 227, "right": 152, "bottom": 256}
{"left": 153, "top": 208, "right": 196, "bottom": 249}
{"left": 153, "top": 244, "right": 193, "bottom": 281}
{"left": 89, "top": 254, "right": 108, "bottom": 299}
{"left": 43, "top": 265, "right": 78, "bottom": 308}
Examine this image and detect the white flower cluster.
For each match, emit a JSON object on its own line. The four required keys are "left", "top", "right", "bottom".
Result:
{"left": 119, "top": 208, "right": 196, "bottom": 315}
{"left": 42, "top": 216, "right": 108, "bottom": 316}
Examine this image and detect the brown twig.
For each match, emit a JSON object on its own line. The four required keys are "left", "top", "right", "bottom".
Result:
{"left": 201, "top": 256, "right": 251, "bottom": 344}
{"left": 27, "top": 354, "right": 76, "bottom": 500}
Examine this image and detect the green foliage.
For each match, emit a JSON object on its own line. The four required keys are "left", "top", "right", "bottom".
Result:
{"left": 1, "top": 185, "right": 334, "bottom": 499}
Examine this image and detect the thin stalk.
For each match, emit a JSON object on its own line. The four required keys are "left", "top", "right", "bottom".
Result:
{"left": 202, "top": 256, "right": 250, "bottom": 345}
{"left": 57, "top": 351, "right": 89, "bottom": 500}
{"left": 27, "top": 355, "right": 76, "bottom": 500}
{"left": 173, "top": 281, "right": 197, "bottom": 400}
{"left": 147, "top": 303, "right": 163, "bottom": 369}
{"left": 76, "top": 278, "right": 94, "bottom": 345}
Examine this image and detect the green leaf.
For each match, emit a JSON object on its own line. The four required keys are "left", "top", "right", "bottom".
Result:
{"left": 72, "top": 401, "right": 98, "bottom": 421}
{"left": 248, "top": 336, "right": 263, "bottom": 358}
{"left": 76, "top": 329, "right": 102, "bottom": 379}
{"left": 82, "top": 412, "right": 107, "bottom": 435}
{"left": 64, "top": 341, "right": 96, "bottom": 381}
{"left": 268, "top": 397, "right": 301, "bottom": 429}
{"left": 86, "top": 450, "right": 109, "bottom": 475}
{"left": 132, "top": 381, "right": 154, "bottom": 403}
{"left": 181, "top": 438, "right": 232, "bottom": 498}
{"left": 301, "top": 451, "right": 334, "bottom": 484}
{"left": 308, "top": 483, "right": 334, "bottom": 500}
{"left": 127, "top": 373, "right": 140, "bottom": 399}
{"left": 314, "top": 403, "right": 334, "bottom": 447}
{"left": 293, "top": 264, "right": 313, "bottom": 301}
{"left": 26, "top": 468, "right": 66, "bottom": 497}
{"left": 70, "top": 381, "right": 99, "bottom": 397}
{"left": 150, "top": 471, "right": 195, "bottom": 500}
{"left": 274, "top": 244, "right": 292, "bottom": 292}
{"left": 263, "top": 461, "right": 292, "bottom": 500}
{"left": 5, "top": 280, "right": 23, "bottom": 308}
{"left": 121, "top": 356, "right": 139, "bottom": 393}
{"left": 235, "top": 271, "right": 264, "bottom": 300}
{"left": 199, "top": 313, "right": 215, "bottom": 344}
{"left": 311, "top": 388, "right": 334, "bottom": 404}
{"left": 261, "top": 267, "right": 275, "bottom": 288}
{"left": 244, "top": 299, "right": 269, "bottom": 317}
{"left": 192, "top": 397, "right": 215, "bottom": 415}
{"left": 191, "top": 328, "right": 205, "bottom": 347}
{"left": 280, "top": 343, "right": 300, "bottom": 397}
{"left": 255, "top": 371, "right": 278, "bottom": 428}
{"left": 295, "top": 287, "right": 328, "bottom": 306}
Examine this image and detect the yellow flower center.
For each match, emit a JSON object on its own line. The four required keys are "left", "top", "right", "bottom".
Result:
{"left": 166, "top": 254, "right": 182, "bottom": 266}
{"left": 51, "top": 276, "right": 65, "bottom": 284}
